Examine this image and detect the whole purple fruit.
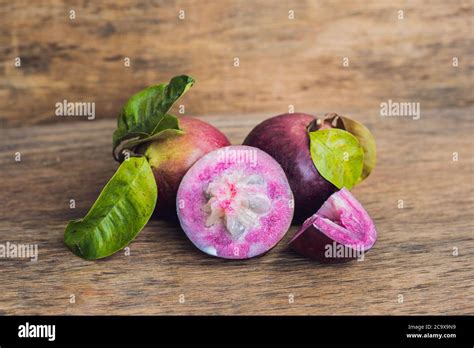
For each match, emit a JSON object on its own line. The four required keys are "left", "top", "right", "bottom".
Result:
{"left": 243, "top": 113, "right": 337, "bottom": 223}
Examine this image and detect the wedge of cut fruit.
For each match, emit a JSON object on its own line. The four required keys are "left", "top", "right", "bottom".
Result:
{"left": 176, "top": 145, "right": 294, "bottom": 259}
{"left": 289, "top": 188, "right": 377, "bottom": 263}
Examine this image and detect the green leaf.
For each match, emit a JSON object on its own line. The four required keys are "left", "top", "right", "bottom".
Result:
{"left": 113, "top": 75, "right": 195, "bottom": 160}
{"left": 113, "top": 115, "right": 185, "bottom": 153}
{"left": 324, "top": 113, "right": 377, "bottom": 181}
{"left": 64, "top": 157, "right": 157, "bottom": 260}
{"left": 309, "top": 128, "right": 364, "bottom": 190}
{"left": 155, "top": 75, "right": 195, "bottom": 120}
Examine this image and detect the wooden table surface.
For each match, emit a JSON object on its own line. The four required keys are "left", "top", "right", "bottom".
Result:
{"left": 1, "top": 110, "right": 473, "bottom": 315}
{"left": 0, "top": 0, "right": 473, "bottom": 315}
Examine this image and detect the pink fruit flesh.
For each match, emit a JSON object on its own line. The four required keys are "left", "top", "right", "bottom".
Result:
{"left": 177, "top": 145, "right": 294, "bottom": 259}
{"left": 290, "top": 188, "right": 377, "bottom": 262}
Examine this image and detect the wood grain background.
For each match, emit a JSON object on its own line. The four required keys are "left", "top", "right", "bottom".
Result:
{"left": 0, "top": 0, "right": 473, "bottom": 315}
{"left": 0, "top": 0, "right": 472, "bottom": 127}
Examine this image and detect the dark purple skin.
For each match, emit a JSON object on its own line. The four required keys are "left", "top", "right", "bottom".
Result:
{"left": 243, "top": 113, "right": 337, "bottom": 223}
{"left": 289, "top": 222, "right": 356, "bottom": 263}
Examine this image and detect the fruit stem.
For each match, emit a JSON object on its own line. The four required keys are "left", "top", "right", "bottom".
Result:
{"left": 307, "top": 119, "right": 321, "bottom": 133}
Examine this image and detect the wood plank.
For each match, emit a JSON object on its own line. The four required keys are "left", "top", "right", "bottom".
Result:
{"left": 0, "top": 0, "right": 472, "bottom": 127}
{"left": 0, "top": 109, "right": 472, "bottom": 314}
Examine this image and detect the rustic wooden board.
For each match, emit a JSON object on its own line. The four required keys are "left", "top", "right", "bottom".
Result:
{"left": 0, "top": 0, "right": 472, "bottom": 127}
{"left": 0, "top": 109, "right": 473, "bottom": 315}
